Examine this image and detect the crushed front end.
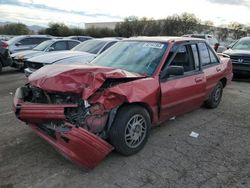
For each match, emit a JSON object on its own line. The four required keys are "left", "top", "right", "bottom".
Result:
{"left": 13, "top": 84, "right": 113, "bottom": 169}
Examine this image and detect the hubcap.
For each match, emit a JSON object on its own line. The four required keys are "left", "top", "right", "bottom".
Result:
{"left": 214, "top": 87, "right": 222, "bottom": 102}
{"left": 125, "top": 114, "right": 147, "bottom": 148}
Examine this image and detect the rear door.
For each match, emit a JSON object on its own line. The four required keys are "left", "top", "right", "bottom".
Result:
{"left": 159, "top": 43, "right": 206, "bottom": 121}
{"left": 197, "top": 42, "right": 224, "bottom": 99}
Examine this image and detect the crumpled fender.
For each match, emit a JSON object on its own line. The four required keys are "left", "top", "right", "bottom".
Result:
{"left": 89, "top": 78, "right": 160, "bottom": 123}
{"left": 29, "top": 64, "right": 145, "bottom": 99}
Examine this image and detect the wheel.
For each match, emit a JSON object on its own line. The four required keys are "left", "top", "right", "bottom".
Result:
{"left": 0, "top": 62, "right": 2, "bottom": 73}
{"left": 109, "top": 105, "right": 151, "bottom": 156}
{"left": 205, "top": 81, "right": 223, "bottom": 108}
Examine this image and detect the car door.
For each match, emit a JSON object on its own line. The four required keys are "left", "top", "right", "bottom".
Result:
{"left": 159, "top": 43, "right": 206, "bottom": 121}
{"left": 14, "top": 38, "right": 34, "bottom": 52}
{"left": 197, "top": 42, "right": 224, "bottom": 99}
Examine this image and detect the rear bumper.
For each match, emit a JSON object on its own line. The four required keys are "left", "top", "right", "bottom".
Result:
{"left": 13, "top": 87, "right": 113, "bottom": 169}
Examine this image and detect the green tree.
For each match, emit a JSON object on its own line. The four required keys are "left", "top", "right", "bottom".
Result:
{"left": 0, "top": 23, "right": 30, "bottom": 35}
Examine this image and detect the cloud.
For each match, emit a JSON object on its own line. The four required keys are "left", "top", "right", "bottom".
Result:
{"left": 207, "top": 0, "right": 250, "bottom": 7}
{"left": 0, "top": 0, "right": 123, "bottom": 20}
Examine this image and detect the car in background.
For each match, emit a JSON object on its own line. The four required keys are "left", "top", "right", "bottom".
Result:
{"left": 11, "top": 39, "right": 80, "bottom": 70}
{"left": 24, "top": 38, "right": 119, "bottom": 77}
{"left": 0, "top": 40, "right": 12, "bottom": 72}
{"left": 183, "top": 34, "right": 226, "bottom": 53}
{"left": 14, "top": 37, "right": 232, "bottom": 169}
{"left": 4, "top": 35, "right": 52, "bottom": 54}
{"left": 66, "top": 36, "right": 93, "bottom": 42}
{"left": 223, "top": 37, "right": 250, "bottom": 75}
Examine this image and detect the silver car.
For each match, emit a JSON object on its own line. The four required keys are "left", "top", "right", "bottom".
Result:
{"left": 6, "top": 35, "right": 51, "bottom": 54}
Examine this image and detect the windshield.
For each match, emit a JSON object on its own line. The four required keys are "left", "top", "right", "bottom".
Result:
{"left": 232, "top": 38, "right": 250, "bottom": 50}
{"left": 92, "top": 41, "right": 168, "bottom": 76}
{"left": 72, "top": 40, "right": 107, "bottom": 54}
{"left": 33, "top": 40, "right": 53, "bottom": 51}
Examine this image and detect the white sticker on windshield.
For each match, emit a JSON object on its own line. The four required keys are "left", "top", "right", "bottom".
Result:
{"left": 143, "top": 42, "right": 164, "bottom": 49}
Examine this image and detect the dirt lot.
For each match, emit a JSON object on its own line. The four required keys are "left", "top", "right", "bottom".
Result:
{"left": 0, "top": 67, "right": 249, "bottom": 188}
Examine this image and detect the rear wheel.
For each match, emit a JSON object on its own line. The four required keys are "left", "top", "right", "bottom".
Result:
{"left": 109, "top": 105, "right": 151, "bottom": 156}
{"left": 205, "top": 81, "right": 223, "bottom": 108}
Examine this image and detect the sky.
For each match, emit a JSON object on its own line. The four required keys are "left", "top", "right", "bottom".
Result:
{"left": 0, "top": 0, "right": 250, "bottom": 27}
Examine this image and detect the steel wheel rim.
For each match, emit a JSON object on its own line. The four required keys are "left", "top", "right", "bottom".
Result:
{"left": 125, "top": 114, "right": 147, "bottom": 148}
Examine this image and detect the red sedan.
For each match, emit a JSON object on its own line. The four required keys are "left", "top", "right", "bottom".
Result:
{"left": 13, "top": 37, "right": 233, "bottom": 169}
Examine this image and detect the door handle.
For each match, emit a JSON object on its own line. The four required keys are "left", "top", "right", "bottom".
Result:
{"left": 195, "top": 77, "right": 203, "bottom": 83}
{"left": 216, "top": 67, "right": 221, "bottom": 72}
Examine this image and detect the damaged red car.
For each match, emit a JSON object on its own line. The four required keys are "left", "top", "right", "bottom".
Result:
{"left": 13, "top": 37, "right": 233, "bottom": 169}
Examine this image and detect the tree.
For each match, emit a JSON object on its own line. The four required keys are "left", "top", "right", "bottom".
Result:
{"left": 44, "top": 23, "right": 71, "bottom": 36}
{"left": 0, "top": 23, "right": 30, "bottom": 35}
{"left": 227, "top": 22, "right": 246, "bottom": 39}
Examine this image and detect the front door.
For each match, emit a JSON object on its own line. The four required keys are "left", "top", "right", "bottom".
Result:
{"left": 159, "top": 43, "right": 206, "bottom": 122}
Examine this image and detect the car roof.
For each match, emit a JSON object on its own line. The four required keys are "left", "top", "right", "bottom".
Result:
{"left": 125, "top": 36, "right": 205, "bottom": 43}
{"left": 93, "top": 37, "right": 120, "bottom": 42}
{"left": 50, "top": 38, "right": 80, "bottom": 42}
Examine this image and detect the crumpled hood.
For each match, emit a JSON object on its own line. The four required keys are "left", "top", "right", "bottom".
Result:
{"left": 29, "top": 64, "right": 145, "bottom": 99}
{"left": 27, "top": 51, "right": 95, "bottom": 64}
{"left": 223, "top": 49, "right": 250, "bottom": 57}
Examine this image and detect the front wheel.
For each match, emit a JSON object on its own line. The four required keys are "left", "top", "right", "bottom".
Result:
{"left": 205, "top": 81, "right": 223, "bottom": 108}
{"left": 109, "top": 105, "right": 151, "bottom": 156}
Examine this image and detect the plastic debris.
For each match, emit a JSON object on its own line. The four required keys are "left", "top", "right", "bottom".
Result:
{"left": 190, "top": 131, "right": 199, "bottom": 138}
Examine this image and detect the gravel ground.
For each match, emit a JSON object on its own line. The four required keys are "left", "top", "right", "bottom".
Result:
{"left": 0, "top": 67, "right": 249, "bottom": 188}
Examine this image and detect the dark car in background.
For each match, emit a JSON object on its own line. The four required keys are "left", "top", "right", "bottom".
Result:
{"left": 66, "top": 36, "right": 93, "bottom": 42}
{"left": 11, "top": 39, "right": 80, "bottom": 70}
{"left": 24, "top": 38, "right": 119, "bottom": 77}
{"left": 223, "top": 37, "right": 250, "bottom": 76}
{"left": 0, "top": 40, "right": 12, "bottom": 72}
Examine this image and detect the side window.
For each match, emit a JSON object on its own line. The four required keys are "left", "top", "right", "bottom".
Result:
{"left": 101, "top": 42, "right": 117, "bottom": 53}
{"left": 68, "top": 41, "right": 79, "bottom": 49}
{"left": 208, "top": 48, "right": 219, "bottom": 63}
{"left": 51, "top": 41, "right": 67, "bottom": 51}
{"left": 169, "top": 45, "right": 196, "bottom": 73}
{"left": 19, "top": 38, "right": 33, "bottom": 45}
{"left": 33, "top": 37, "right": 49, "bottom": 44}
{"left": 197, "top": 43, "right": 210, "bottom": 66}
{"left": 191, "top": 44, "right": 200, "bottom": 69}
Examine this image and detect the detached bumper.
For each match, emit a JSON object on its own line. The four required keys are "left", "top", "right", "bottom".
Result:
{"left": 13, "top": 87, "right": 113, "bottom": 169}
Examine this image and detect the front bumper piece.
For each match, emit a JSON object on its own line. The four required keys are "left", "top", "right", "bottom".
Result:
{"left": 13, "top": 87, "right": 113, "bottom": 169}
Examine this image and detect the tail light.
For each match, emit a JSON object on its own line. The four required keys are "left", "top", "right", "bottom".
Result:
{"left": 0, "top": 42, "right": 9, "bottom": 49}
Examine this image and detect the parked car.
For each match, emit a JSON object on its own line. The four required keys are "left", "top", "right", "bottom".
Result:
{"left": 24, "top": 38, "right": 119, "bottom": 77}
{"left": 13, "top": 37, "right": 232, "bottom": 169}
{"left": 11, "top": 39, "right": 80, "bottom": 70}
{"left": 5, "top": 35, "right": 52, "bottom": 54}
{"left": 223, "top": 37, "right": 250, "bottom": 75}
{"left": 0, "top": 40, "right": 12, "bottom": 72}
{"left": 66, "top": 36, "right": 93, "bottom": 42}
{"left": 183, "top": 34, "right": 226, "bottom": 53}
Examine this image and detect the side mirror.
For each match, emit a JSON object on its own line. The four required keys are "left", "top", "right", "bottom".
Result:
{"left": 15, "top": 42, "right": 21, "bottom": 46}
{"left": 160, "top": 66, "right": 184, "bottom": 79}
{"left": 47, "top": 47, "right": 55, "bottom": 51}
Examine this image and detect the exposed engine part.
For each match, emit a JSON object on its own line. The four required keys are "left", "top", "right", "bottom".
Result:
{"left": 65, "top": 102, "right": 109, "bottom": 134}
{"left": 23, "top": 85, "right": 82, "bottom": 104}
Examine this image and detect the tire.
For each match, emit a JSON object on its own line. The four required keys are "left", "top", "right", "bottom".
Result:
{"left": 0, "top": 62, "right": 2, "bottom": 73}
{"left": 109, "top": 105, "right": 151, "bottom": 156}
{"left": 205, "top": 81, "right": 223, "bottom": 108}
